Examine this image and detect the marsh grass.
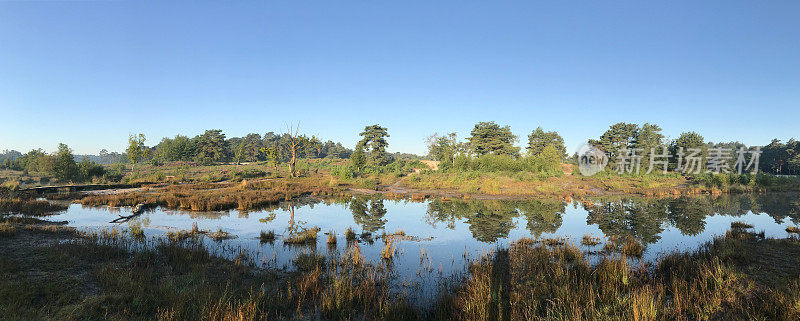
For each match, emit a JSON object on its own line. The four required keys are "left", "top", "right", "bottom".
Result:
{"left": 259, "top": 230, "right": 276, "bottom": 243}
{"left": 381, "top": 236, "right": 397, "bottom": 260}
{"left": 128, "top": 223, "right": 145, "bottom": 241}
{"left": 78, "top": 177, "right": 340, "bottom": 212}
{"left": 283, "top": 227, "right": 320, "bottom": 245}
{"left": 581, "top": 234, "right": 602, "bottom": 246}
{"left": 449, "top": 231, "right": 800, "bottom": 320}
{"left": 787, "top": 226, "right": 800, "bottom": 234}
{"left": 327, "top": 230, "right": 337, "bottom": 245}
{"left": 209, "top": 228, "right": 234, "bottom": 241}
{"left": 345, "top": 227, "right": 357, "bottom": 243}
{"left": 0, "top": 198, "right": 67, "bottom": 216}
{"left": 0, "top": 222, "right": 16, "bottom": 237}
{"left": 599, "top": 236, "right": 646, "bottom": 257}
{"left": 164, "top": 224, "right": 234, "bottom": 242}
{"left": 3, "top": 213, "right": 800, "bottom": 320}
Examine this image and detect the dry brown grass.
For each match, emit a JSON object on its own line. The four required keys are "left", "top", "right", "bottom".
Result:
{"left": 0, "top": 198, "right": 68, "bottom": 216}
{"left": 448, "top": 231, "right": 800, "bottom": 320}
{"left": 79, "top": 177, "right": 341, "bottom": 212}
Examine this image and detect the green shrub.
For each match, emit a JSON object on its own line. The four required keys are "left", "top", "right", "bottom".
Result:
{"left": 331, "top": 165, "right": 355, "bottom": 180}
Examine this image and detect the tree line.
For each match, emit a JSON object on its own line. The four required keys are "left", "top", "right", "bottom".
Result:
{"left": 587, "top": 122, "right": 800, "bottom": 175}
{"left": 125, "top": 129, "right": 354, "bottom": 166}
{"left": 424, "top": 121, "right": 799, "bottom": 176}
{"left": 426, "top": 121, "right": 566, "bottom": 175}
{"left": 0, "top": 144, "right": 107, "bottom": 183}
{"left": 1, "top": 121, "right": 798, "bottom": 181}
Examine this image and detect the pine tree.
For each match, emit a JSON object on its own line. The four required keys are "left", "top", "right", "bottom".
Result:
{"left": 468, "top": 121, "right": 519, "bottom": 157}
{"left": 357, "top": 124, "right": 390, "bottom": 166}
{"left": 527, "top": 127, "right": 566, "bottom": 159}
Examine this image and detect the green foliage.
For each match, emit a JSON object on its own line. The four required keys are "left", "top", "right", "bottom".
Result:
{"left": 590, "top": 122, "right": 639, "bottom": 162}
{"left": 427, "top": 133, "right": 462, "bottom": 170}
{"left": 331, "top": 165, "right": 356, "bottom": 180}
{"left": 233, "top": 133, "right": 263, "bottom": 163}
{"left": 77, "top": 157, "right": 105, "bottom": 181}
{"left": 260, "top": 146, "right": 279, "bottom": 172}
{"left": 20, "top": 149, "right": 54, "bottom": 174}
{"left": 357, "top": 124, "right": 391, "bottom": 166}
{"left": 126, "top": 133, "right": 147, "bottom": 164}
{"left": 760, "top": 138, "right": 800, "bottom": 175}
{"left": 53, "top": 144, "right": 79, "bottom": 182}
{"left": 633, "top": 123, "right": 665, "bottom": 169}
{"left": 527, "top": 127, "right": 566, "bottom": 159}
{"left": 194, "top": 129, "right": 231, "bottom": 164}
{"left": 530, "top": 145, "right": 563, "bottom": 176}
{"left": 468, "top": 121, "right": 520, "bottom": 157}
{"left": 155, "top": 135, "right": 196, "bottom": 162}
{"left": 443, "top": 153, "right": 562, "bottom": 175}
{"left": 349, "top": 146, "right": 366, "bottom": 171}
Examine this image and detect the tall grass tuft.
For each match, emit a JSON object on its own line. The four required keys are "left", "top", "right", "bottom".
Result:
{"left": 283, "top": 227, "right": 320, "bottom": 245}
{"left": 259, "top": 230, "right": 275, "bottom": 243}
{"left": 345, "top": 227, "right": 357, "bottom": 243}
{"left": 327, "top": 230, "right": 337, "bottom": 245}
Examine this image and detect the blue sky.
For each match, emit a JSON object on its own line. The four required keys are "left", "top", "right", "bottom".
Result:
{"left": 1, "top": 1, "right": 798, "bottom": 155}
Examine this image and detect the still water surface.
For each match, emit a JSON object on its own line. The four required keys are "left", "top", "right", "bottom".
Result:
{"left": 46, "top": 193, "right": 799, "bottom": 295}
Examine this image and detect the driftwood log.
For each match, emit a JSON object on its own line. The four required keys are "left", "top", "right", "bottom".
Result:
{"left": 110, "top": 203, "right": 150, "bottom": 223}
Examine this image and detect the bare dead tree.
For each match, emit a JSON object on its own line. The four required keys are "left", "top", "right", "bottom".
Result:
{"left": 286, "top": 122, "right": 306, "bottom": 178}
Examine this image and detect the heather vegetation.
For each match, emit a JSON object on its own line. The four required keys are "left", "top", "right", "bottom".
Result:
{"left": 2, "top": 195, "right": 799, "bottom": 320}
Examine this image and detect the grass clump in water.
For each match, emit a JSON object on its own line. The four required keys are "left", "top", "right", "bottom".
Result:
{"left": 345, "top": 227, "right": 357, "bottom": 243}
{"left": 209, "top": 228, "right": 234, "bottom": 241}
{"left": 259, "top": 230, "right": 275, "bottom": 243}
{"left": 581, "top": 234, "right": 602, "bottom": 246}
{"left": 786, "top": 226, "right": 800, "bottom": 234}
{"left": 381, "top": 236, "right": 397, "bottom": 260}
{"left": 326, "top": 230, "right": 337, "bottom": 245}
{"left": 283, "top": 227, "right": 320, "bottom": 245}
{"left": 128, "top": 223, "right": 145, "bottom": 241}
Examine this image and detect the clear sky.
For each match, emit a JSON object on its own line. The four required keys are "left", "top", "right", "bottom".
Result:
{"left": 1, "top": 1, "right": 798, "bottom": 155}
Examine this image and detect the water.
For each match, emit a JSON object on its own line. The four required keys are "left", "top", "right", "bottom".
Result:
{"left": 45, "top": 193, "right": 799, "bottom": 298}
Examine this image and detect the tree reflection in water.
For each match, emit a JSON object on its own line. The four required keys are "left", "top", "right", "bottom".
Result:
{"left": 348, "top": 195, "right": 388, "bottom": 233}
{"left": 259, "top": 193, "right": 800, "bottom": 244}
{"left": 425, "top": 199, "right": 565, "bottom": 242}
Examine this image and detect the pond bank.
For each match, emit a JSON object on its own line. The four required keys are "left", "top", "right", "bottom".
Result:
{"left": 2, "top": 211, "right": 799, "bottom": 320}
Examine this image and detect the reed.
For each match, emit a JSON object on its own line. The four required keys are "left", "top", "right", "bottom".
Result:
{"left": 78, "top": 177, "right": 341, "bottom": 212}
{"left": 283, "top": 227, "right": 320, "bottom": 245}
{"left": 344, "top": 227, "right": 357, "bottom": 243}
{"left": 0, "top": 198, "right": 67, "bottom": 216}
{"left": 4, "top": 207, "right": 800, "bottom": 321}
{"left": 326, "top": 230, "right": 337, "bottom": 245}
{"left": 259, "top": 230, "right": 275, "bottom": 243}
{"left": 0, "top": 222, "right": 16, "bottom": 237}
{"left": 128, "top": 224, "right": 145, "bottom": 241}
{"left": 581, "top": 233, "right": 602, "bottom": 246}
{"left": 381, "top": 236, "right": 396, "bottom": 260}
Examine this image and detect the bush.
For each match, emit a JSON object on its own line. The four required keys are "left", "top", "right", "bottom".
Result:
{"left": 331, "top": 165, "right": 355, "bottom": 180}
